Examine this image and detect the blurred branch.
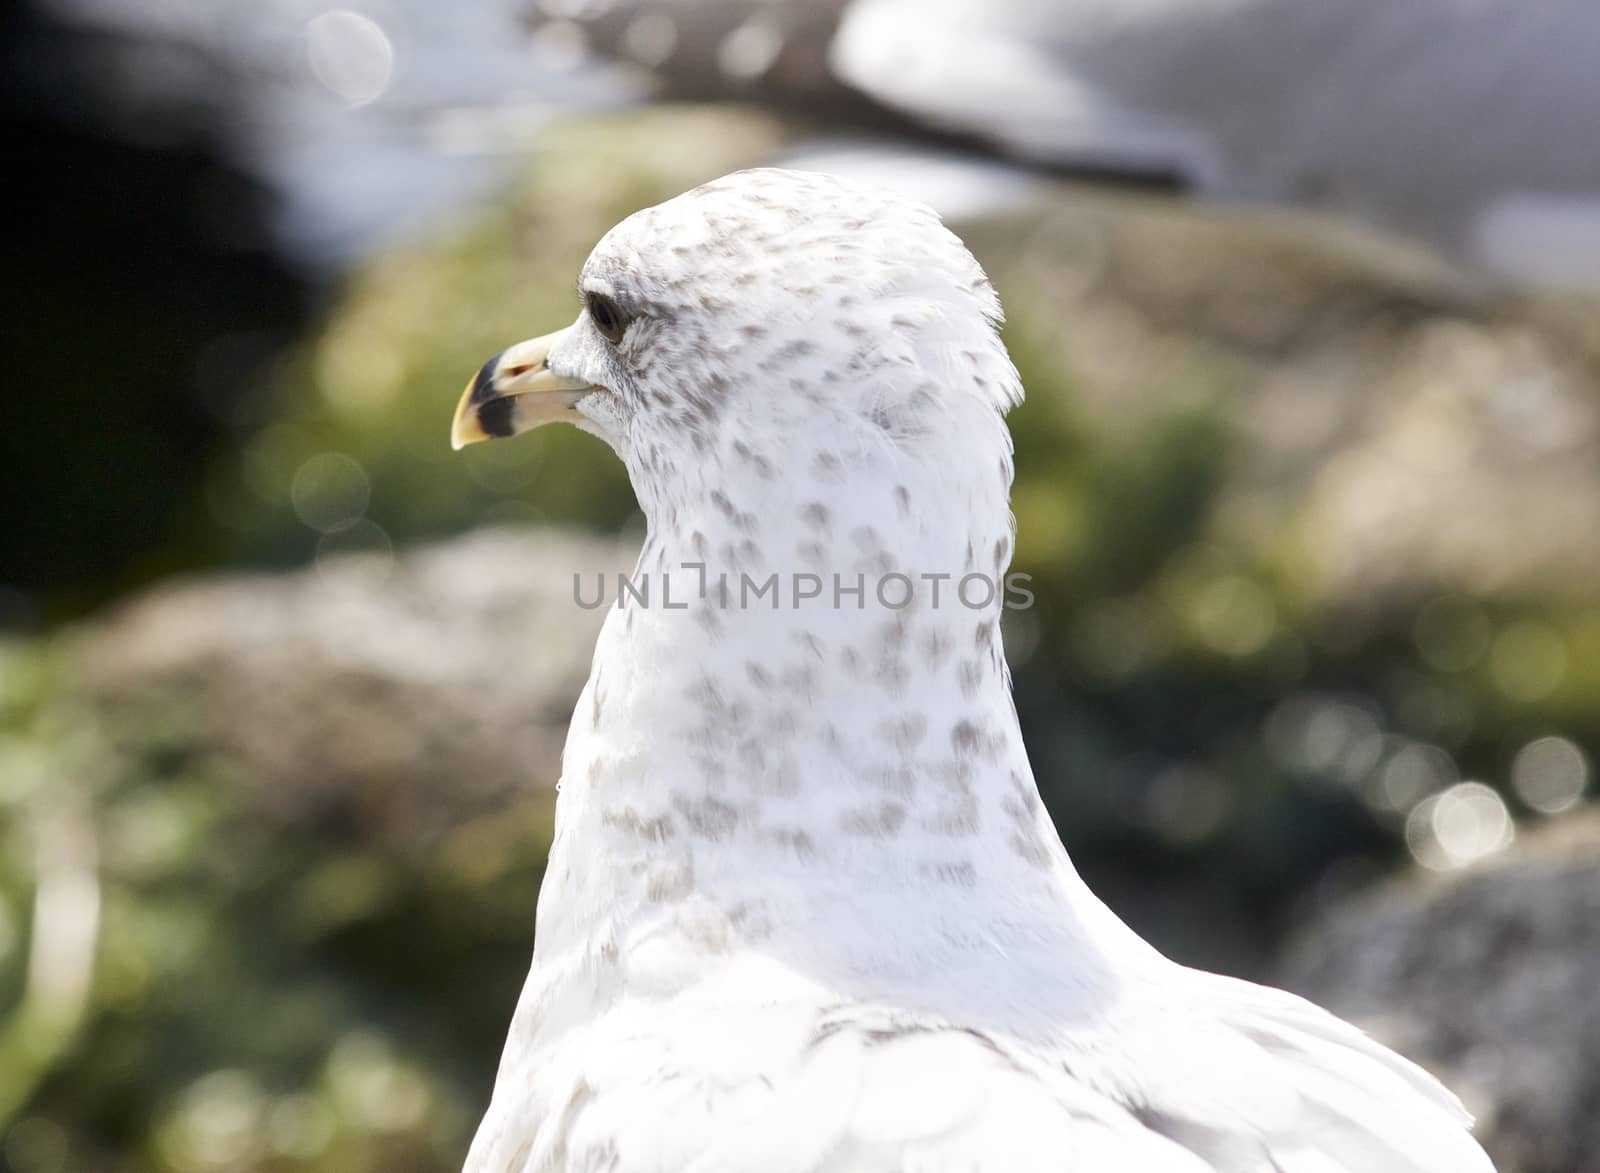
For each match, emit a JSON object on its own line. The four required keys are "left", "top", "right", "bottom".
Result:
{"left": 0, "top": 773, "right": 101, "bottom": 1128}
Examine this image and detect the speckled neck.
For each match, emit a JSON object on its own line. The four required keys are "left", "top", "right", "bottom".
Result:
{"left": 527, "top": 411, "right": 1118, "bottom": 1014}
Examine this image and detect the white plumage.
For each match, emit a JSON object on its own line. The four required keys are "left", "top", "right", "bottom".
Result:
{"left": 455, "top": 168, "right": 1494, "bottom": 1172}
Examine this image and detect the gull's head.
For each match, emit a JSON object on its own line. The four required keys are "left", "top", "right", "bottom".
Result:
{"left": 452, "top": 168, "right": 1022, "bottom": 508}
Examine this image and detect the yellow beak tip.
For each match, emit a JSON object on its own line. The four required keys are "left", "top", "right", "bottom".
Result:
{"left": 450, "top": 381, "right": 488, "bottom": 450}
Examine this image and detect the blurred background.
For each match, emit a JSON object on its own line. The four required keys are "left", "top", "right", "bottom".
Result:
{"left": 2, "top": 1, "right": 1598, "bottom": 1170}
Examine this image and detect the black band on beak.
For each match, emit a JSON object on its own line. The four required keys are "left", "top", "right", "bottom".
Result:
{"left": 468, "top": 349, "right": 506, "bottom": 408}
{"left": 477, "top": 394, "right": 519, "bottom": 439}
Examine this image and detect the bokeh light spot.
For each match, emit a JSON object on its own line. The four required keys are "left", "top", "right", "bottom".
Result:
{"left": 1405, "top": 781, "right": 1514, "bottom": 871}
{"left": 306, "top": 11, "right": 394, "bottom": 109}
{"left": 1189, "top": 572, "right": 1277, "bottom": 657}
{"left": 328, "top": 1031, "right": 432, "bottom": 1134}
{"left": 1144, "top": 767, "right": 1229, "bottom": 844}
{"left": 1489, "top": 620, "right": 1568, "bottom": 702}
{"left": 158, "top": 1070, "right": 267, "bottom": 1172}
{"left": 621, "top": 12, "right": 678, "bottom": 67}
{"left": 1371, "top": 742, "right": 1457, "bottom": 813}
{"left": 291, "top": 452, "right": 371, "bottom": 533}
{"left": 3, "top": 1117, "right": 69, "bottom": 1173}
{"left": 241, "top": 423, "right": 315, "bottom": 507}
{"left": 1511, "top": 736, "right": 1589, "bottom": 815}
{"left": 718, "top": 16, "right": 783, "bottom": 81}
{"left": 1265, "top": 694, "right": 1383, "bottom": 784}
{"left": 316, "top": 329, "right": 403, "bottom": 415}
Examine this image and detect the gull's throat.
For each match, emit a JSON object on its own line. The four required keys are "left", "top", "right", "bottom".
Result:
{"left": 527, "top": 431, "right": 1119, "bottom": 1015}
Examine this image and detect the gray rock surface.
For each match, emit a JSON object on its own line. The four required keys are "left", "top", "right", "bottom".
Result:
{"left": 1280, "top": 812, "right": 1600, "bottom": 1173}
{"left": 65, "top": 527, "right": 636, "bottom": 842}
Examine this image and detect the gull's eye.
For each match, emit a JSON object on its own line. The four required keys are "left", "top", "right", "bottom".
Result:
{"left": 588, "top": 293, "right": 629, "bottom": 344}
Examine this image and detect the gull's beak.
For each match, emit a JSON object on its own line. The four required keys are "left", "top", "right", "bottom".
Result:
{"left": 451, "top": 326, "right": 596, "bottom": 450}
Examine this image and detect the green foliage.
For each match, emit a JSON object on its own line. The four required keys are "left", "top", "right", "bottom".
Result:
{"left": 1, "top": 640, "right": 556, "bottom": 1170}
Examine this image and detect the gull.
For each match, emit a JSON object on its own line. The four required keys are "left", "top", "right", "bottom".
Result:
{"left": 533, "top": 0, "right": 1600, "bottom": 288}
{"left": 448, "top": 168, "right": 1494, "bottom": 1172}
{"left": 832, "top": 0, "right": 1600, "bottom": 289}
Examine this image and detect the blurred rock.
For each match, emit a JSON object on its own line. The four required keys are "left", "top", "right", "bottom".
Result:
{"left": 1279, "top": 811, "right": 1600, "bottom": 1173}
{"left": 66, "top": 527, "right": 635, "bottom": 845}
{"left": 963, "top": 198, "right": 1600, "bottom": 606}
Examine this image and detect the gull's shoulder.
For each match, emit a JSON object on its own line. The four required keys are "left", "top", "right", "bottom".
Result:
{"left": 466, "top": 958, "right": 1492, "bottom": 1173}
{"left": 468, "top": 990, "right": 1208, "bottom": 1173}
